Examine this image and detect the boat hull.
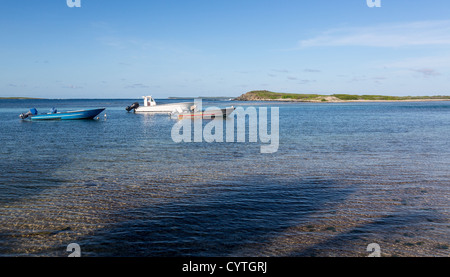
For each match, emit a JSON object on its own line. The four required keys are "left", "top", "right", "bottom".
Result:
{"left": 177, "top": 107, "right": 235, "bottom": 119}
{"left": 30, "top": 108, "right": 105, "bottom": 121}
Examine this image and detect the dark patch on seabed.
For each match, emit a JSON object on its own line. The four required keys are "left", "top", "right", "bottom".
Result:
{"left": 67, "top": 176, "right": 356, "bottom": 257}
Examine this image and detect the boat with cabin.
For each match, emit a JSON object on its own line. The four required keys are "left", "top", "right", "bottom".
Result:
{"left": 126, "top": 96, "right": 193, "bottom": 113}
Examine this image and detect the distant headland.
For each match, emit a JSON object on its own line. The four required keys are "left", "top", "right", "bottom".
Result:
{"left": 0, "top": 97, "right": 44, "bottom": 100}
{"left": 234, "top": 90, "right": 450, "bottom": 102}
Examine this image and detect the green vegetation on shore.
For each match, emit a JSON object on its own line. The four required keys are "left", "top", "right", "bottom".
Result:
{"left": 331, "top": 94, "right": 450, "bottom": 101}
{"left": 234, "top": 90, "right": 450, "bottom": 102}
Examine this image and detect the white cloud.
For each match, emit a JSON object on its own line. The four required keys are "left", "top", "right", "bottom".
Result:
{"left": 63, "top": 85, "right": 83, "bottom": 89}
{"left": 383, "top": 55, "right": 450, "bottom": 69}
{"left": 411, "top": 68, "right": 440, "bottom": 77}
{"left": 125, "top": 83, "right": 150, "bottom": 89}
{"left": 379, "top": 55, "right": 450, "bottom": 79}
{"left": 299, "top": 20, "right": 450, "bottom": 48}
{"left": 304, "top": 68, "right": 321, "bottom": 73}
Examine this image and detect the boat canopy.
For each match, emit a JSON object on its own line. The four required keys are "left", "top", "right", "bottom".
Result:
{"left": 143, "top": 96, "right": 156, "bottom": 107}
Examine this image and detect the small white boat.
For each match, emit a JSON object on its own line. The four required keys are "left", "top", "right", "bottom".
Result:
{"left": 175, "top": 106, "right": 236, "bottom": 119}
{"left": 126, "top": 96, "right": 194, "bottom": 113}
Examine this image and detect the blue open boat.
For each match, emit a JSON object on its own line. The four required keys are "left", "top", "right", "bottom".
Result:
{"left": 20, "top": 108, "right": 105, "bottom": 121}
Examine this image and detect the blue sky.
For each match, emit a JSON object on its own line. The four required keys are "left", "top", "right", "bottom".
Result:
{"left": 1, "top": 0, "right": 450, "bottom": 98}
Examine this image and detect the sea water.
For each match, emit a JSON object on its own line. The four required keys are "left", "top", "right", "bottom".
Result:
{"left": 0, "top": 99, "right": 448, "bottom": 256}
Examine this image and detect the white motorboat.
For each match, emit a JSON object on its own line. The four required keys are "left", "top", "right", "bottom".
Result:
{"left": 126, "top": 96, "right": 194, "bottom": 113}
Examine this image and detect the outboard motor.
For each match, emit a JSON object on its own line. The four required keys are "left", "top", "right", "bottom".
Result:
{"left": 19, "top": 108, "right": 38, "bottom": 119}
{"left": 125, "top": 102, "right": 139, "bottom": 112}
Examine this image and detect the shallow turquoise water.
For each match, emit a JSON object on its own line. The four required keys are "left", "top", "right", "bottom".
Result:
{"left": 0, "top": 99, "right": 449, "bottom": 256}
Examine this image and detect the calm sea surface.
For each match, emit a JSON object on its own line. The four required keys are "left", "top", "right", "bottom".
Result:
{"left": 0, "top": 99, "right": 449, "bottom": 257}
